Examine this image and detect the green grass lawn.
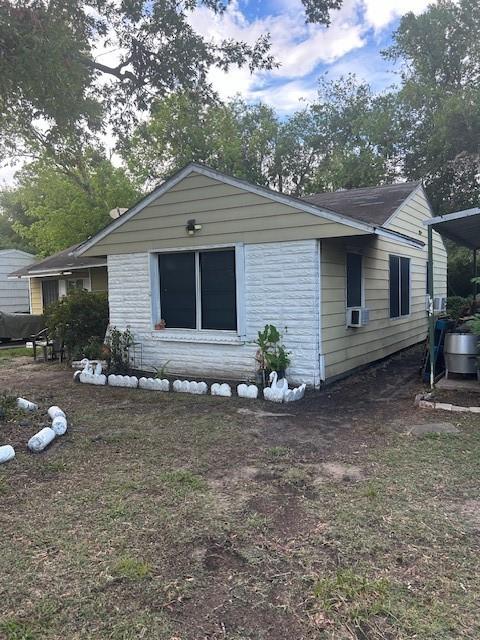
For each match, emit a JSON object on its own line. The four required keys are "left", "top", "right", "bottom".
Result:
{"left": 0, "top": 353, "right": 479, "bottom": 639}
{"left": 0, "top": 347, "right": 32, "bottom": 359}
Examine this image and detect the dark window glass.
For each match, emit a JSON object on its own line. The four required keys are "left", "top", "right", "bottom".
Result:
{"left": 347, "top": 253, "right": 362, "bottom": 308}
{"left": 42, "top": 279, "right": 59, "bottom": 309}
{"left": 200, "top": 250, "right": 237, "bottom": 330}
{"left": 389, "top": 255, "right": 400, "bottom": 318}
{"left": 158, "top": 252, "right": 196, "bottom": 328}
{"left": 401, "top": 257, "right": 410, "bottom": 316}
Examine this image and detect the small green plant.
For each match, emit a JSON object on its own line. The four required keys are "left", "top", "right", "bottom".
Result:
{"left": 254, "top": 324, "right": 291, "bottom": 376}
{"left": 467, "top": 314, "right": 480, "bottom": 335}
{"left": 154, "top": 360, "right": 171, "bottom": 378}
{"left": 112, "top": 555, "right": 152, "bottom": 580}
{"left": 106, "top": 327, "right": 134, "bottom": 374}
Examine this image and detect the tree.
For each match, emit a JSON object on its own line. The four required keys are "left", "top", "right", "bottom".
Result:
{"left": 386, "top": 0, "right": 480, "bottom": 214}
{"left": 307, "top": 76, "right": 401, "bottom": 192}
{"left": 0, "top": 0, "right": 343, "bottom": 172}
{"left": 2, "top": 151, "right": 139, "bottom": 256}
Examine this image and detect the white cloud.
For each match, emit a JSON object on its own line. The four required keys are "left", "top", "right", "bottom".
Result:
{"left": 363, "top": 0, "right": 435, "bottom": 31}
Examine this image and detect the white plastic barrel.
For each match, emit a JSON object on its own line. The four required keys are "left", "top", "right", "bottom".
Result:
{"left": 52, "top": 415, "right": 67, "bottom": 436}
{"left": 17, "top": 398, "right": 38, "bottom": 411}
{"left": 28, "top": 427, "right": 56, "bottom": 453}
{"left": 0, "top": 445, "right": 15, "bottom": 464}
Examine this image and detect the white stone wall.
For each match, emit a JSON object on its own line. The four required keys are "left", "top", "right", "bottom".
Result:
{"left": 107, "top": 240, "right": 320, "bottom": 385}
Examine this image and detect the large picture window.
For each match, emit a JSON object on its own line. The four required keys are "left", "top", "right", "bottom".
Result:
{"left": 158, "top": 249, "right": 237, "bottom": 331}
{"left": 389, "top": 255, "right": 410, "bottom": 318}
{"left": 346, "top": 253, "right": 363, "bottom": 308}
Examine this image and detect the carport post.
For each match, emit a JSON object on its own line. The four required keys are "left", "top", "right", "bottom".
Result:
{"left": 428, "top": 225, "right": 435, "bottom": 389}
{"left": 474, "top": 249, "right": 478, "bottom": 299}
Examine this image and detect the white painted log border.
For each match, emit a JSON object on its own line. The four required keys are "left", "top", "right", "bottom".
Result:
{"left": 415, "top": 394, "right": 480, "bottom": 414}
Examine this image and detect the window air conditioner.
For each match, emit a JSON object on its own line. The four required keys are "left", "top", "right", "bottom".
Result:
{"left": 433, "top": 296, "right": 447, "bottom": 313}
{"left": 347, "top": 307, "right": 369, "bottom": 328}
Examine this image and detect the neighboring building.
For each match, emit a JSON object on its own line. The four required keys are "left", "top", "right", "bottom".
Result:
{"left": 72, "top": 163, "right": 447, "bottom": 386}
{"left": 0, "top": 249, "right": 35, "bottom": 313}
{"left": 10, "top": 243, "right": 108, "bottom": 315}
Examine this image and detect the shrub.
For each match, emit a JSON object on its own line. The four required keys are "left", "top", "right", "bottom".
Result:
{"left": 446, "top": 296, "right": 473, "bottom": 321}
{"left": 44, "top": 289, "right": 109, "bottom": 361}
{"left": 106, "top": 327, "right": 134, "bottom": 373}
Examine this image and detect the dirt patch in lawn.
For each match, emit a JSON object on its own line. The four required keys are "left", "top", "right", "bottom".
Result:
{"left": 1, "top": 347, "right": 480, "bottom": 639}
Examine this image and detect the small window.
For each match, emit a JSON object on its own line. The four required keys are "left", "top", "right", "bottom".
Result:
{"left": 346, "top": 253, "right": 362, "bottom": 308}
{"left": 67, "top": 278, "right": 87, "bottom": 292}
{"left": 389, "top": 255, "right": 410, "bottom": 318}
{"left": 158, "top": 249, "right": 237, "bottom": 331}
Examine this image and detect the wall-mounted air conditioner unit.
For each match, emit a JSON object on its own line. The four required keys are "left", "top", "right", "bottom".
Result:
{"left": 433, "top": 296, "right": 447, "bottom": 313}
{"left": 347, "top": 307, "right": 370, "bottom": 328}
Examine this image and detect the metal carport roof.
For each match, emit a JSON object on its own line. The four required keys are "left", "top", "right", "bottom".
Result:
{"left": 424, "top": 207, "right": 480, "bottom": 250}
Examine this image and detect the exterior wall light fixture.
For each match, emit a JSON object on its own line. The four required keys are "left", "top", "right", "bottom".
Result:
{"left": 186, "top": 219, "right": 202, "bottom": 235}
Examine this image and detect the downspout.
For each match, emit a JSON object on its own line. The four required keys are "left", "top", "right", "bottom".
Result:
{"left": 428, "top": 225, "right": 435, "bottom": 389}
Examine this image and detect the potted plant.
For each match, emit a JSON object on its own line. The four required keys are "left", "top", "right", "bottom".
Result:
{"left": 254, "top": 324, "right": 291, "bottom": 384}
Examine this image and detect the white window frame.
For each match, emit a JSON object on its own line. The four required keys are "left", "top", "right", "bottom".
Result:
{"left": 389, "top": 254, "right": 411, "bottom": 320}
{"left": 345, "top": 251, "right": 365, "bottom": 310}
{"left": 150, "top": 244, "right": 245, "bottom": 336}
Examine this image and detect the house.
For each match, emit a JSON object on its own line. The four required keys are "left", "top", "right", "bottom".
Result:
{"left": 9, "top": 243, "right": 108, "bottom": 314}
{"left": 0, "top": 249, "right": 35, "bottom": 313}
{"left": 72, "top": 163, "right": 447, "bottom": 387}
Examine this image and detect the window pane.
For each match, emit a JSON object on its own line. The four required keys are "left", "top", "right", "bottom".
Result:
{"left": 42, "top": 280, "right": 59, "bottom": 309}
{"left": 401, "top": 257, "right": 410, "bottom": 316}
{"left": 389, "top": 255, "right": 400, "bottom": 318}
{"left": 200, "top": 250, "right": 237, "bottom": 331}
{"left": 159, "top": 252, "right": 196, "bottom": 329}
{"left": 347, "top": 253, "right": 362, "bottom": 308}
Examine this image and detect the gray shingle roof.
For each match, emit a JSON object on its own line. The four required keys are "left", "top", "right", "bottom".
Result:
{"left": 302, "top": 182, "right": 421, "bottom": 226}
{"left": 9, "top": 243, "right": 106, "bottom": 278}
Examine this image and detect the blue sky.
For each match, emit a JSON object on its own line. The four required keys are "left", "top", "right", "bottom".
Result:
{"left": 189, "top": 0, "right": 433, "bottom": 112}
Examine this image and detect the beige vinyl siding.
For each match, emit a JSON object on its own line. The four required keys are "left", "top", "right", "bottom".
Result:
{"left": 90, "top": 266, "right": 108, "bottom": 292}
{"left": 82, "top": 171, "right": 370, "bottom": 257}
{"left": 321, "top": 235, "right": 431, "bottom": 380}
{"left": 30, "top": 277, "right": 43, "bottom": 315}
{"left": 385, "top": 186, "right": 447, "bottom": 296}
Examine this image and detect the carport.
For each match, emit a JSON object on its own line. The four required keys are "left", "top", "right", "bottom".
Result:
{"left": 424, "top": 207, "right": 480, "bottom": 388}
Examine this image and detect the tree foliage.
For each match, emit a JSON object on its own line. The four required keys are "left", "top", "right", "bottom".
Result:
{"left": 1, "top": 151, "right": 139, "bottom": 256}
{"left": 0, "top": 0, "right": 342, "bottom": 169}
{"left": 386, "top": 0, "right": 480, "bottom": 214}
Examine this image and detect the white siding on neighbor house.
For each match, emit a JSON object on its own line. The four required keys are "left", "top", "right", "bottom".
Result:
{"left": 107, "top": 240, "right": 321, "bottom": 385}
{"left": 0, "top": 250, "right": 35, "bottom": 313}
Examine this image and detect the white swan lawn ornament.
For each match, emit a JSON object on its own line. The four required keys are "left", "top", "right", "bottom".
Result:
{"left": 263, "top": 372, "right": 288, "bottom": 403}
{"left": 94, "top": 362, "right": 103, "bottom": 376}
{"left": 211, "top": 383, "right": 232, "bottom": 397}
{"left": 139, "top": 377, "right": 169, "bottom": 392}
{"left": 0, "top": 445, "right": 15, "bottom": 464}
{"left": 237, "top": 384, "right": 259, "bottom": 399}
